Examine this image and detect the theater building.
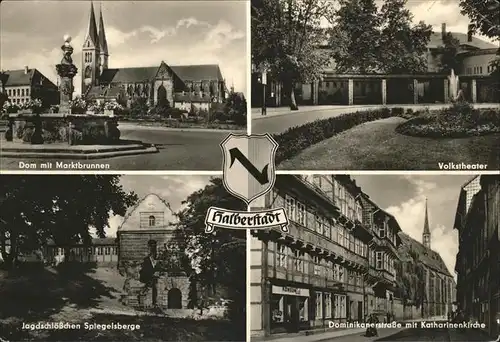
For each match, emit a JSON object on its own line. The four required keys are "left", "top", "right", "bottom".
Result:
{"left": 250, "top": 175, "right": 401, "bottom": 337}
{"left": 454, "top": 175, "right": 500, "bottom": 338}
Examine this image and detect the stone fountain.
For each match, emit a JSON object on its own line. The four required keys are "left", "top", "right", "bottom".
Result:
{"left": 5, "top": 35, "right": 121, "bottom": 146}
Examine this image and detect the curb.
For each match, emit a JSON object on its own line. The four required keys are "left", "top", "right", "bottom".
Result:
{"left": 1, "top": 146, "right": 158, "bottom": 160}
{"left": 119, "top": 124, "right": 245, "bottom": 133}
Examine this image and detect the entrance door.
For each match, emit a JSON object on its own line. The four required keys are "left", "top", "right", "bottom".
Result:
{"left": 167, "top": 288, "right": 182, "bottom": 309}
{"left": 157, "top": 84, "right": 167, "bottom": 106}
{"left": 358, "top": 301, "right": 363, "bottom": 322}
{"left": 286, "top": 297, "right": 300, "bottom": 333}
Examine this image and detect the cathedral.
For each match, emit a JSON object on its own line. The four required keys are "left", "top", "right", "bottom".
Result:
{"left": 81, "top": 2, "right": 227, "bottom": 110}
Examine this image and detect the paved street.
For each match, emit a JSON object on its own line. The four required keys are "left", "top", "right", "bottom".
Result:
{"left": 317, "top": 327, "right": 493, "bottom": 342}
{"left": 252, "top": 104, "right": 500, "bottom": 135}
{"left": 1, "top": 123, "right": 238, "bottom": 171}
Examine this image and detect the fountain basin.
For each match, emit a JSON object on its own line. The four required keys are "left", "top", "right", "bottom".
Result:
{"left": 6, "top": 113, "right": 120, "bottom": 145}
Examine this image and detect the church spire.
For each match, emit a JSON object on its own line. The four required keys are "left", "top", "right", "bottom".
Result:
{"left": 98, "top": 3, "right": 108, "bottom": 55}
{"left": 86, "top": 1, "right": 100, "bottom": 47}
{"left": 423, "top": 198, "right": 431, "bottom": 248}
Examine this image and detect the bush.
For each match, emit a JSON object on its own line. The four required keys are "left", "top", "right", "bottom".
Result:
{"left": 274, "top": 109, "right": 398, "bottom": 163}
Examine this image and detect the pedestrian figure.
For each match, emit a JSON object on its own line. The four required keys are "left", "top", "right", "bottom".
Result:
{"left": 365, "top": 313, "right": 379, "bottom": 337}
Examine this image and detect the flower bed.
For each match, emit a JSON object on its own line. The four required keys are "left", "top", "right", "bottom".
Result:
{"left": 273, "top": 107, "right": 400, "bottom": 164}
{"left": 396, "top": 103, "right": 500, "bottom": 138}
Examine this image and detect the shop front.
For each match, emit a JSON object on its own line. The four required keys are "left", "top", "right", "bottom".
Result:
{"left": 270, "top": 285, "right": 310, "bottom": 334}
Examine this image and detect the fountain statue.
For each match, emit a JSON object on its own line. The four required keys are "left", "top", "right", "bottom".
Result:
{"left": 56, "top": 35, "right": 78, "bottom": 114}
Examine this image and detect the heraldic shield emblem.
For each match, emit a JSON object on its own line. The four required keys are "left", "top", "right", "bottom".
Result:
{"left": 220, "top": 134, "right": 278, "bottom": 205}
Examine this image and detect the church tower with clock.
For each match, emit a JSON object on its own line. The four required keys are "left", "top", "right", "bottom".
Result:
{"left": 82, "top": 1, "right": 108, "bottom": 96}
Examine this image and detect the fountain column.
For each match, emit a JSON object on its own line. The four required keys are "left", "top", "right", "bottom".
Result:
{"left": 56, "top": 35, "right": 78, "bottom": 114}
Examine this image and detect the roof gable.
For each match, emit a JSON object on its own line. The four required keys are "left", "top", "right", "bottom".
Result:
{"left": 398, "top": 232, "right": 453, "bottom": 278}
{"left": 118, "top": 193, "right": 177, "bottom": 232}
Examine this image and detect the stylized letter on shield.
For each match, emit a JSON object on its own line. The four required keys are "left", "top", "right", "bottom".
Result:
{"left": 220, "top": 133, "right": 278, "bottom": 205}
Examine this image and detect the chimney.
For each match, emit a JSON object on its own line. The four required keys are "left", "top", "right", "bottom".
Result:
{"left": 467, "top": 24, "right": 474, "bottom": 42}
{"left": 24, "top": 66, "right": 29, "bottom": 74}
{"left": 441, "top": 23, "right": 446, "bottom": 41}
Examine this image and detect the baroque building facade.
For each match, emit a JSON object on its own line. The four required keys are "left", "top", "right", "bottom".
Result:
{"left": 81, "top": 2, "right": 226, "bottom": 111}
{"left": 454, "top": 175, "right": 500, "bottom": 338}
{"left": 250, "top": 175, "right": 401, "bottom": 337}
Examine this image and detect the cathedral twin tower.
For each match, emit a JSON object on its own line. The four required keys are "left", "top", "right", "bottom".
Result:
{"left": 81, "top": 1, "right": 109, "bottom": 95}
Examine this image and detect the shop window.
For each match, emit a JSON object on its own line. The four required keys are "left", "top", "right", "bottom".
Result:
{"left": 271, "top": 295, "right": 284, "bottom": 323}
{"left": 299, "top": 297, "right": 309, "bottom": 321}
{"left": 315, "top": 292, "right": 323, "bottom": 319}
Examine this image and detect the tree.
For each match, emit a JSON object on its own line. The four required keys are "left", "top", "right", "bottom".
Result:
{"left": 435, "top": 32, "right": 461, "bottom": 73}
{"left": 171, "top": 178, "right": 246, "bottom": 330}
{"left": 130, "top": 97, "right": 149, "bottom": 118}
{"left": 328, "top": 0, "right": 382, "bottom": 73}
{"left": 224, "top": 91, "right": 247, "bottom": 126}
{"left": 460, "top": 0, "right": 500, "bottom": 39}
{"left": 0, "top": 175, "right": 138, "bottom": 268}
{"left": 378, "top": 0, "right": 432, "bottom": 73}
{"left": 252, "top": 0, "right": 332, "bottom": 110}
{"left": 460, "top": 0, "right": 500, "bottom": 78}
{"left": 328, "top": 0, "right": 432, "bottom": 74}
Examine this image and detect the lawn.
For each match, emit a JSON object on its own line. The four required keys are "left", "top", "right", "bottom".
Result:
{"left": 278, "top": 117, "right": 500, "bottom": 170}
{"left": 0, "top": 264, "right": 245, "bottom": 341}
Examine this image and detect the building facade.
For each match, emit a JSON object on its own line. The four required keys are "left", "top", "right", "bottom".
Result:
{"left": 252, "top": 22, "right": 498, "bottom": 107}
{"left": 43, "top": 237, "right": 118, "bottom": 265}
{"left": 82, "top": 2, "right": 226, "bottom": 111}
{"left": 117, "top": 193, "right": 190, "bottom": 310}
{"left": 250, "top": 175, "right": 401, "bottom": 337}
{"left": 0, "top": 66, "right": 59, "bottom": 108}
{"left": 454, "top": 175, "right": 500, "bottom": 338}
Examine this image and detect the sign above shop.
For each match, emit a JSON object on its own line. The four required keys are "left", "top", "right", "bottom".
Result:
{"left": 272, "top": 285, "right": 310, "bottom": 297}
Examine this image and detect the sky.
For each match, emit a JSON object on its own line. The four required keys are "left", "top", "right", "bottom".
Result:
{"left": 321, "top": 0, "right": 496, "bottom": 43}
{"left": 100, "top": 175, "right": 215, "bottom": 238}
{"left": 0, "top": 0, "right": 248, "bottom": 97}
{"left": 352, "top": 174, "right": 474, "bottom": 279}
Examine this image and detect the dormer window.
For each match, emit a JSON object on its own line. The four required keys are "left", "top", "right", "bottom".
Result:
{"left": 148, "top": 215, "right": 156, "bottom": 226}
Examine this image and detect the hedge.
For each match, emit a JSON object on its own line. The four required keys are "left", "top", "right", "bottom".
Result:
{"left": 273, "top": 107, "right": 404, "bottom": 164}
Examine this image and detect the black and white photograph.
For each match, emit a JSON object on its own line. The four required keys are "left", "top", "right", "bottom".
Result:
{"left": 251, "top": 0, "right": 500, "bottom": 170}
{"left": 249, "top": 174, "right": 500, "bottom": 341}
{"left": 0, "top": 0, "right": 248, "bottom": 171}
{"left": 0, "top": 175, "right": 246, "bottom": 341}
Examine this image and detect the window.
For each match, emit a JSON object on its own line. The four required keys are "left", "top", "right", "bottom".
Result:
{"left": 349, "top": 234, "right": 354, "bottom": 252}
{"left": 294, "top": 250, "right": 304, "bottom": 272}
{"left": 376, "top": 251, "right": 383, "bottom": 269}
{"left": 285, "top": 195, "right": 295, "bottom": 221}
{"left": 313, "top": 256, "right": 321, "bottom": 276}
{"left": 356, "top": 203, "right": 363, "bottom": 222}
{"left": 355, "top": 239, "right": 359, "bottom": 255}
{"left": 277, "top": 243, "right": 287, "bottom": 267}
{"left": 98, "top": 247, "right": 103, "bottom": 255}
{"left": 105, "top": 247, "right": 110, "bottom": 255}
{"left": 338, "top": 265, "right": 344, "bottom": 282}
{"left": 324, "top": 221, "right": 331, "bottom": 239}
{"left": 379, "top": 223, "right": 386, "bottom": 238}
{"left": 315, "top": 292, "right": 323, "bottom": 318}
{"left": 315, "top": 215, "right": 323, "bottom": 234}
{"left": 148, "top": 215, "right": 156, "bottom": 226}
{"left": 349, "top": 270, "right": 354, "bottom": 284}
{"left": 325, "top": 293, "right": 332, "bottom": 319}
{"left": 339, "top": 228, "right": 344, "bottom": 247}
{"left": 21, "top": 89, "right": 25, "bottom": 96}
{"left": 296, "top": 201, "right": 306, "bottom": 225}
{"left": 17, "top": 89, "right": 20, "bottom": 96}
{"left": 480, "top": 66, "right": 483, "bottom": 74}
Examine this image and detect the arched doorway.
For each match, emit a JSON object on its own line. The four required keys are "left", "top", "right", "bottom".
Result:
{"left": 167, "top": 288, "right": 182, "bottom": 309}
{"left": 157, "top": 84, "right": 167, "bottom": 106}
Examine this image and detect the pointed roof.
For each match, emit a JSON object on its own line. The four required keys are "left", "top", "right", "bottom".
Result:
{"left": 423, "top": 198, "right": 430, "bottom": 235}
{"left": 98, "top": 3, "right": 108, "bottom": 54}
{"left": 85, "top": 1, "right": 100, "bottom": 48}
